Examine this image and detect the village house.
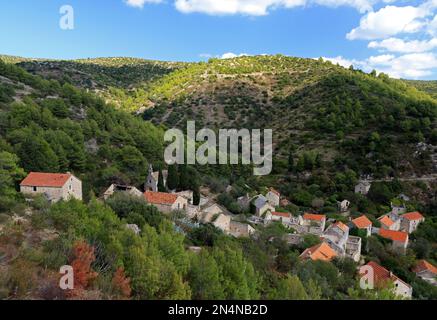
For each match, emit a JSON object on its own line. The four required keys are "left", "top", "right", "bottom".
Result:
{"left": 173, "top": 190, "right": 194, "bottom": 204}
{"left": 378, "top": 215, "right": 399, "bottom": 231}
{"left": 144, "top": 191, "right": 187, "bottom": 214}
{"left": 361, "top": 261, "right": 413, "bottom": 299}
{"left": 323, "top": 221, "right": 362, "bottom": 262}
{"left": 237, "top": 194, "right": 252, "bottom": 211}
{"left": 354, "top": 181, "right": 371, "bottom": 195}
{"left": 413, "top": 260, "right": 437, "bottom": 286}
{"left": 378, "top": 228, "right": 409, "bottom": 254}
{"left": 229, "top": 221, "right": 255, "bottom": 238}
{"left": 302, "top": 213, "right": 326, "bottom": 234}
{"left": 253, "top": 195, "right": 275, "bottom": 217}
{"left": 270, "top": 211, "right": 292, "bottom": 224}
{"left": 103, "top": 184, "right": 143, "bottom": 200}
{"left": 144, "top": 164, "right": 168, "bottom": 192}
{"left": 299, "top": 242, "right": 337, "bottom": 262}
{"left": 391, "top": 202, "right": 407, "bottom": 215}
{"left": 211, "top": 214, "right": 231, "bottom": 233}
{"left": 351, "top": 215, "right": 373, "bottom": 237}
{"left": 20, "top": 172, "right": 82, "bottom": 203}
{"left": 265, "top": 188, "right": 280, "bottom": 207}
{"left": 400, "top": 212, "right": 425, "bottom": 234}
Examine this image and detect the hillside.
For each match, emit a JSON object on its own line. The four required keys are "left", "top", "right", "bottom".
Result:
{"left": 4, "top": 54, "right": 437, "bottom": 179}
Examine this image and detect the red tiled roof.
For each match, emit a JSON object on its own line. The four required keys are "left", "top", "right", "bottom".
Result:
{"left": 378, "top": 215, "right": 395, "bottom": 227}
{"left": 413, "top": 260, "right": 437, "bottom": 275}
{"left": 402, "top": 212, "right": 424, "bottom": 221}
{"left": 300, "top": 242, "right": 337, "bottom": 262}
{"left": 144, "top": 191, "right": 178, "bottom": 205}
{"left": 272, "top": 211, "right": 291, "bottom": 218}
{"left": 362, "top": 261, "right": 410, "bottom": 289}
{"left": 20, "top": 172, "right": 72, "bottom": 188}
{"left": 352, "top": 215, "right": 373, "bottom": 229}
{"left": 333, "top": 221, "right": 349, "bottom": 232}
{"left": 303, "top": 213, "right": 326, "bottom": 221}
{"left": 379, "top": 228, "right": 408, "bottom": 243}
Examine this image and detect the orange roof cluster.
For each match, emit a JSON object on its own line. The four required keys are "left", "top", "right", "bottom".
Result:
{"left": 362, "top": 261, "right": 410, "bottom": 288}
{"left": 378, "top": 215, "right": 395, "bottom": 228}
{"left": 300, "top": 242, "right": 337, "bottom": 262}
{"left": 379, "top": 228, "right": 408, "bottom": 243}
{"left": 20, "top": 172, "right": 72, "bottom": 188}
{"left": 144, "top": 191, "right": 178, "bottom": 205}
{"left": 303, "top": 213, "right": 326, "bottom": 221}
{"left": 413, "top": 260, "right": 437, "bottom": 275}
{"left": 402, "top": 212, "right": 424, "bottom": 221}
{"left": 272, "top": 211, "right": 291, "bottom": 218}
{"left": 352, "top": 215, "right": 373, "bottom": 229}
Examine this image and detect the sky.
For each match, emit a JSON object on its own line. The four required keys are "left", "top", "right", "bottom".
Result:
{"left": 1, "top": 0, "right": 437, "bottom": 79}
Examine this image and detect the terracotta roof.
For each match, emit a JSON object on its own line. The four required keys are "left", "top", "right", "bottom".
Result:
{"left": 268, "top": 188, "right": 280, "bottom": 196}
{"left": 144, "top": 191, "right": 178, "bottom": 205}
{"left": 352, "top": 215, "right": 373, "bottom": 229}
{"left": 413, "top": 260, "right": 437, "bottom": 275}
{"left": 20, "top": 172, "right": 72, "bottom": 188}
{"left": 300, "top": 242, "right": 337, "bottom": 262}
{"left": 272, "top": 211, "right": 291, "bottom": 218}
{"left": 379, "top": 228, "right": 408, "bottom": 243}
{"left": 303, "top": 213, "right": 326, "bottom": 221}
{"left": 333, "top": 221, "right": 349, "bottom": 232}
{"left": 362, "top": 261, "right": 411, "bottom": 289}
{"left": 378, "top": 215, "right": 395, "bottom": 228}
{"left": 402, "top": 212, "right": 424, "bottom": 221}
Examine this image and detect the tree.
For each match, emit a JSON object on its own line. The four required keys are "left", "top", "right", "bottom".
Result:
{"left": 112, "top": 268, "right": 131, "bottom": 299}
{"left": 157, "top": 167, "right": 166, "bottom": 192}
{"left": 69, "top": 240, "right": 98, "bottom": 297}
{"left": 178, "top": 165, "right": 189, "bottom": 190}
{"left": 17, "top": 135, "right": 59, "bottom": 172}
{"left": 270, "top": 275, "right": 308, "bottom": 300}
{"left": 167, "top": 164, "right": 179, "bottom": 191}
{"left": 193, "top": 183, "right": 200, "bottom": 206}
{"left": 287, "top": 150, "right": 294, "bottom": 172}
{"left": 0, "top": 151, "right": 25, "bottom": 211}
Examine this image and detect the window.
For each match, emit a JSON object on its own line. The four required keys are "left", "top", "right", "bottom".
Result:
{"left": 33, "top": 186, "right": 37, "bottom": 192}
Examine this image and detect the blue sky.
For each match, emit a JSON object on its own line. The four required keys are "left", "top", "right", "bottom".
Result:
{"left": 1, "top": 0, "right": 437, "bottom": 79}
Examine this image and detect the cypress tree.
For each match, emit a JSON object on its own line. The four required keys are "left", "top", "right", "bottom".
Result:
{"left": 167, "top": 164, "right": 179, "bottom": 191}
{"left": 157, "top": 167, "right": 166, "bottom": 192}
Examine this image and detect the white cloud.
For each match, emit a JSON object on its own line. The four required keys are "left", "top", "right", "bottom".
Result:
{"left": 220, "top": 52, "right": 249, "bottom": 59}
{"left": 368, "top": 37, "right": 437, "bottom": 53}
{"left": 346, "top": 5, "right": 429, "bottom": 40}
{"left": 125, "top": 0, "right": 163, "bottom": 9}
{"left": 324, "top": 52, "right": 437, "bottom": 79}
{"left": 125, "top": 0, "right": 394, "bottom": 15}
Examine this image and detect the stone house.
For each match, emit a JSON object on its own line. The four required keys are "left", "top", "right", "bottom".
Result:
{"left": 378, "top": 215, "right": 399, "bottom": 231}
{"left": 103, "top": 184, "right": 143, "bottom": 200}
{"left": 144, "top": 164, "right": 168, "bottom": 192}
{"left": 237, "top": 194, "right": 252, "bottom": 211}
{"left": 253, "top": 195, "right": 275, "bottom": 217}
{"left": 355, "top": 181, "right": 371, "bottom": 195}
{"left": 391, "top": 203, "right": 407, "bottom": 215}
{"left": 270, "top": 211, "right": 292, "bottom": 224}
{"left": 400, "top": 212, "right": 425, "bottom": 234}
{"left": 265, "top": 188, "right": 280, "bottom": 207}
{"left": 351, "top": 215, "right": 373, "bottom": 237}
{"left": 413, "top": 260, "right": 437, "bottom": 286}
{"left": 378, "top": 228, "right": 409, "bottom": 254}
{"left": 144, "top": 191, "right": 187, "bottom": 214}
{"left": 174, "top": 190, "right": 194, "bottom": 204}
{"left": 322, "top": 221, "right": 362, "bottom": 262}
{"left": 20, "top": 172, "right": 82, "bottom": 202}
{"left": 360, "top": 261, "right": 412, "bottom": 299}
{"left": 302, "top": 213, "right": 326, "bottom": 233}
{"left": 229, "top": 221, "right": 255, "bottom": 238}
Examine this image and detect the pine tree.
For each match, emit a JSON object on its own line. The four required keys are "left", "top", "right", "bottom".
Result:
{"left": 167, "top": 164, "right": 179, "bottom": 191}
{"left": 157, "top": 167, "right": 166, "bottom": 192}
